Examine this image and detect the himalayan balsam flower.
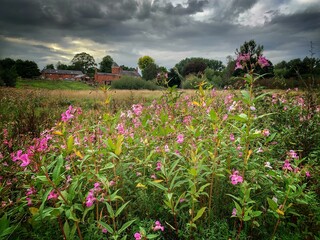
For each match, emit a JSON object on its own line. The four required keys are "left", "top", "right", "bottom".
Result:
{"left": 134, "top": 232, "right": 142, "bottom": 240}
{"left": 177, "top": 134, "right": 184, "bottom": 144}
{"left": 264, "top": 162, "right": 272, "bottom": 169}
{"left": 230, "top": 170, "right": 243, "bottom": 185}
{"left": 230, "top": 133, "right": 235, "bottom": 142}
{"left": 61, "top": 105, "right": 74, "bottom": 122}
{"left": 153, "top": 221, "right": 164, "bottom": 231}
{"left": 258, "top": 56, "right": 270, "bottom": 68}
{"left": 86, "top": 190, "right": 96, "bottom": 207}
{"left": 156, "top": 161, "right": 162, "bottom": 171}
{"left": 102, "top": 228, "right": 108, "bottom": 233}
{"left": 262, "top": 129, "right": 270, "bottom": 137}
{"left": 282, "top": 160, "right": 293, "bottom": 171}
{"left": 12, "top": 150, "right": 31, "bottom": 167}
{"left": 306, "top": 171, "right": 311, "bottom": 178}
{"left": 26, "top": 197, "right": 32, "bottom": 206}
{"left": 232, "top": 208, "right": 237, "bottom": 217}
{"left": 47, "top": 190, "right": 59, "bottom": 200}
{"left": 288, "top": 150, "right": 299, "bottom": 159}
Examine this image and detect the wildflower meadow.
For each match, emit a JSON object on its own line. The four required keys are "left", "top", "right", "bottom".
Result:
{"left": 1, "top": 53, "right": 320, "bottom": 240}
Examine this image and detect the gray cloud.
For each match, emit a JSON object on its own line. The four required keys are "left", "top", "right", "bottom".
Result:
{"left": 0, "top": 0, "right": 320, "bottom": 69}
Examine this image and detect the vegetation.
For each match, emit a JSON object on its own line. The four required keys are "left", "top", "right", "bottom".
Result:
{"left": 15, "top": 79, "right": 95, "bottom": 90}
{"left": 111, "top": 76, "right": 161, "bottom": 90}
{"left": 99, "top": 55, "right": 114, "bottom": 73}
{"left": 1, "top": 48, "right": 320, "bottom": 239}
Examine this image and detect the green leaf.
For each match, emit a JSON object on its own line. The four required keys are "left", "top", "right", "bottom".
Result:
{"left": 192, "top": 207, "right": 206, "bottom": 222}
{"left": 98, "top": 221, "right": 114, "bottom": 234}
{"left": 148, "top": 181, "right": 168, "bottom": 191}
{"left": 209, "top": 109, "right": 218, "bottom": 122}
{"left": 267, "top": 197, "right": 278, "bottom": 211}
{"left": 105, "top": 202, "right": 115, "bottom": 218}
{"left": 67, "top": 135, "right": 74, "bottom": 154}
{"left": 252, "top": 211, "right": 262, "bottom": 218}
{"left": 115, "top": 201, "right": 130, "bottom": 217}
{"left": 52, "top": 155, "right": 64, "bottom": 185}
{"left": 117, "top": 219, "right": 136, "bottom": 235}
{"left": 63, "top": 220, "right": 70, "bottom": 240}
{"left": 146, "top": 234, "right": 160, "bottom": 239}
{"left": 115, "top": 135, "right": 124, "bottom": 156}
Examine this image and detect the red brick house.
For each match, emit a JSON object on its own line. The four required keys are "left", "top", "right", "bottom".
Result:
{"left": 41, "top": 69, "right": 84, "bottom": 80}
{"left": 95, "top": 62, "right": 141, "bottom": 85}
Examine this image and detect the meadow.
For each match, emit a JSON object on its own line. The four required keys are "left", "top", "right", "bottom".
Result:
{"left": 0, "top": 74, "right": 320, "bottom": 240}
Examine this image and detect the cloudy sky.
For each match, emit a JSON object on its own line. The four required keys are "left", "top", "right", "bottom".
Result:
{"left": 0, "top": 0, "right": 320, "bottom": 70}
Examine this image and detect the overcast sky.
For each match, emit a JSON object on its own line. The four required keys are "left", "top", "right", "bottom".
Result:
{"left": 0, "top": 0, "right": 320, "bottom": 70}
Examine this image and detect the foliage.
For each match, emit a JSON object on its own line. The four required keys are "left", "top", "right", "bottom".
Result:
{"left": 175, "top": 57, "right": 225, "bottom": 77}
{"left": 14, "top": 59, "right": 41, "bottom": 78}
{"left": 0, "top": 53, "right": 320, "bottom": 239}
{"left": 111, "top": 76, "right": 161, "bottom": 90}
{"left": 120, "top": 65, "right": 136, "bottom": 71}
{"left": 167, "top": 68, "right": 182, "bottom": 87}
{"left": 141, "top": 62, "right": 158, "bottom": 81}
{"left": 71, "top": 52, "right": 97, "bottom": 73}
{"left": 183, "top": 60, "right": 207, "bottom": 76}
{"left": 0, "top": 64, "right": 18, "bottom": 87}
{"left": 45, "top": 64, "right": 55, "bottom": 70}
{"left": 15, "top": 78, "right": 95, "bottom": 90}
{"left": 181, "top": 74, "right": 207, "bottom": 89}
{"left": 138, "top": 56, "right": 155, "bottom": 71}
{"left": 99, "top": 55, "right": 114, "bottom": 73}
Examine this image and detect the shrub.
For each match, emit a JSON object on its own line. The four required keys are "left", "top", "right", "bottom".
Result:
{"left": 111, "top": 76, "right": 161, "bottom": 90}
{"left": 181, "top": 74, "right": 209, "bottom": 89}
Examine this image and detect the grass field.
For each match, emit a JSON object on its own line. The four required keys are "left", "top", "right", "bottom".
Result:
{"left": 16, "top": 78, "right": 95, "bottom": 90}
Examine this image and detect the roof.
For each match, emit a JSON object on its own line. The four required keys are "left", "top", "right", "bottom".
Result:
{"left": 122, "top": 70, "right": 141, "bottom": 77}
{"left": 96, "top": 72, "right": 118, "bottom": 76}
{"left": 42, "top": 69, "right": 83, "bottom": 75}
{"left": 111, "top": 62, "right": 119, "bottom": 67}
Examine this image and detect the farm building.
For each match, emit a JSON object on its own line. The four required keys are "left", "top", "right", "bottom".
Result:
{"left": 95, "top": 62, "right": 141, "bottom": 85}
{"left": 41, "top": 69, "right": 84, "bottom": 80}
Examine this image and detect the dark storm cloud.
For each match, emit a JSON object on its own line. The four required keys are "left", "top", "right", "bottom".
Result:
{"left": 0, "top": 0, "right": 320, "bottom": 69}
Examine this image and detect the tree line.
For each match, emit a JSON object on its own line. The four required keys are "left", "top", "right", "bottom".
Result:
{"left": 1, "top": 40, "right": 319, "bottom": 88}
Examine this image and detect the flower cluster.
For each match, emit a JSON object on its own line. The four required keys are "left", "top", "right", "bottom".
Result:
{"left": 235, "top": 53, "right": 270, "bottom": 71}
{"left": 230, "top": 170, "right": 243, "bottom": 185}
{"left": 61, "top": 105, "right": 75, "bottom": 122}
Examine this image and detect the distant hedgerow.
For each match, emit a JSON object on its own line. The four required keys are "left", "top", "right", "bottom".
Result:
{"left": 111, "top": 76, "right": 161, "bottom": 90}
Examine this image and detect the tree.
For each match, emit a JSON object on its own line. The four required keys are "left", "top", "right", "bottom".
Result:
{"left": 0, "top": 58, "right": 18, "bottom": 87}
{"left": 142, "top": 62, "right": 158, "bottom": 80}
{"left": 15, "top": 59, "right": 40, "bottom": 78}
{"left": 183, "top": 61, "right": 207, "bottom": 76}
{"left": 120, "top": 65, "right": 136, "bottom": 71}
{"left": 71, "top": 52, "right": 96, "bottom": 73}
{"left": 138, "top": 56, "right": 155, "bottom": 70}
{"left": 235, "top": 39, "right": 264, "bottom": 57}
{"left": 167, "top": 68, "right": 182, "bottom": 87}
{"left": 45, "top": 64, "right": 55, "bottom": 69}
{"left": 234, "top": 40, "right": 273, "bottom": 77}
{"left": 99, "top": 55, "right": 113, "bottom": 73}
{"left": 56, "top": 61, "right": 69, "bottom": 70}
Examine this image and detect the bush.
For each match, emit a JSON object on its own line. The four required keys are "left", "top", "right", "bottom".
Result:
{"left": 181, "top": 74, "right": 209, "bottom": 89}
{"left": 111, "top": 76, "right": 161, "bottom": 90}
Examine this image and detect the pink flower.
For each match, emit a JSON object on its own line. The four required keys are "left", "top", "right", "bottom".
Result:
{"left": 102, "top": 228, "right": 108, "bottom": 233}
{"left": 94, "top": 182, "right": 101, "bottom": 191}
{"left": 134, "top": 232, "right": 142, "bottom": 240}
{"left": 306, "top": 171, "right": 311, "bottom": 178}
{"left": 288, "top": 150, "right": 299, "bottom": 159}
{"left": 262, "top": 129, "right": 270, "bottom": 137}
{"left": 232, "top": 208, "right": 237, "bottom": 217}
{"left": 230, "top": 133, "right": 235, "bottom": 142}
{"left": 164, "top": 145, "right": 169, "bottom": 152}
{"left": 47, "top": 190, "right": 59, "bottom": 200}
{"left": 26, "top": 197, "right": 32, "bottom": 206}
{"left": 258, "top": 56, "right": 270, "bottom": 68}
{"left": 86, "top": 190, "right": 96, "bottom": 207}
{"left": 235, "top": 61, "right": 243, "bottom": 70}
{"left": 61, "top": 106, "right": 74, "bottom": 122}
{"left": 156, "top": 161, "right": 162, "bottom": 171}
{"left": 230, "top": 170, "right": 243, "bottom": 185}
{"left": 26, "top": 187, "right": 36, "bottom": 196}
{"left": 153, "top": 220, "right": 164, "bottom": 231}
{"left": 177, "top": 134, "right": 184, "bottom": 144}
{"left": 109, "top": 180, "right": 116, "bottom": 187}
{"left": 282, "top": 160, "right": 293, "bottom": 171}
{"left": 132, "top": 104, "right": 143, "bottom": 116}
{"left": 12, "top": 150, "right": 31, "bottom": 167}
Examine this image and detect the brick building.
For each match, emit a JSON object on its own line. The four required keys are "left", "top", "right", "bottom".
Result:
{"left": 94, "top": 62, "right": 141, "bottom": 85}
{"left": 41, "top": 69, "right": 84, "bottom": 80}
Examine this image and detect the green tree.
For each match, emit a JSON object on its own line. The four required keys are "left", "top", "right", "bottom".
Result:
{"left": 167, "top": 68, "right": 182, "bottom": 87}
{"left": 45, "top": 64, "right": 55, "bottom": 69}
{"left": 142, "top": 62, "right": 158, "bottom": 80}
{"left": 138, "top": 56, "right": 155, "bottom": 70}
{"left": 120, "top": 65, "right": 136, "bottom": 71}
{"left": 99, "top": 55, "right": 114, "bottom": 73}
{"left": 71, "top": 52, "right": 96, "bottom": 73}
{"left": 235, "top": 39, "right": 264, "bottom": 57}
{"left": 56, "top": 61, "right": 69, "bottom": 70}
{"left": 15, "top": 59, "right": 40, "bottom": 78}
{"left": 0, "top": 58, "right": 18, "bottom": 87}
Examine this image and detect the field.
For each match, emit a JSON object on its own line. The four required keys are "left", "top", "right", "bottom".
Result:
{"left": 0, "top": 76, "right": 320, "bottom": 239}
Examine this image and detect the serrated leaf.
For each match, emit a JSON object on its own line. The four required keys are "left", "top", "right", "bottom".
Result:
{"left": 192, "top": 207, "right": 206, "bottom": 222}
{"left": 115, "top": 135, "right": 124, "bottom": 156}
{"left": 115, "top": 201, "right": 130, "bottom": 217}
{"left": 52, "top": 155, "right": 64, "bottom": 185}
{"left": 267, "top": 197, "right": 278, "bottom": 211}
{"left": 148, "top": 181, "right": 167, "bottom": 191}
{"left": 98, "top": 221, "right": 114, "bottom": 234}
{"left": 118, "top": 219, "right": 136, "bottom": 234}
{"left": 67, "top": 135, "right": 74, "bottom": 154}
